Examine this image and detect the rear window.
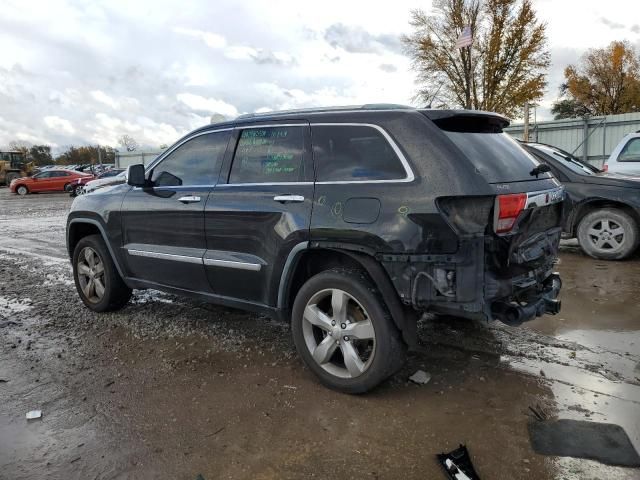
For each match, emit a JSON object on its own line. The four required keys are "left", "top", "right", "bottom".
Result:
{"left": 440, "top": 129, "right": 550, "bottom": 183}
{"left": 619, "top": 138, "right": 640, "bottom": 162}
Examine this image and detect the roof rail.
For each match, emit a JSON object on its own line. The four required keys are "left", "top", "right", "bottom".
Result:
{"left": 235, "top": 103, "right": 414, "bottom": 120}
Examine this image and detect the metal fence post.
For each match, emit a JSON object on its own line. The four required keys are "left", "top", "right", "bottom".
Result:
{"left": 602, "top": 118, "right": 607, "bottom": 164}
{"left": 583, "top": 118, "right": 589, "bottom": 162}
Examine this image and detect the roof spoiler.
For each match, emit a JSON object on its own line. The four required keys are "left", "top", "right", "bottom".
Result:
{"left": 421, "top": 110, "right": 510, "bottom": 132}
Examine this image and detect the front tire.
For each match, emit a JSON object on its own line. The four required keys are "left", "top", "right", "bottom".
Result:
{"left": 72, "top": 234, "right": 132, "bottom": 312}
{"left": 291, "top": 268, "right": 407, "bottom": 394}
{"left": 577, "top": 208, "right": 639, "bottom": 260}
{"left": 16, "top": 185, "right": 28, "bottom": 195}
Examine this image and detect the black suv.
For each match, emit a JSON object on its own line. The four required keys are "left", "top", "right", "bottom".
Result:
{"left": 67, "top": 105, "right": 564, "bottom": 393}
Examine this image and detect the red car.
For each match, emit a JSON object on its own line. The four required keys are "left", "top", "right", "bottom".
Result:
{"left": 10, "top": 169, "right": 92, "bottom": 195}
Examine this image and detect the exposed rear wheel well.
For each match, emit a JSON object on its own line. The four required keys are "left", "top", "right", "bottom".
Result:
{"left": 286, "top": 249, "right": 367, "bottom": 311}
{"left": 571, "top": 200, "right": 640, "bottom": 236}
{"left": 284, "top": 248, "right": 417, "bottom": 347}
{"left": 67, "top": 222, "right": 101, "bottom": 258}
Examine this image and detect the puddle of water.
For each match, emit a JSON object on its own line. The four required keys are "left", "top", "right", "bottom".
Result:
{"left": 504, "top": 354, "right": 640, "bottom": 477}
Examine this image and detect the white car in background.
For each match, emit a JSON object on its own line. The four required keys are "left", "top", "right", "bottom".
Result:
{"left": 604, "top": 132, "right": 640, "bottom": 175}
{"left": 83, "top": 170, "right": 127, "bottom": 194}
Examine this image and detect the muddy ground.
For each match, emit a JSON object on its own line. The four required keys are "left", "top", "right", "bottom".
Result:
{"left": 0, "top": 189, "right": 639, "bottom": 480}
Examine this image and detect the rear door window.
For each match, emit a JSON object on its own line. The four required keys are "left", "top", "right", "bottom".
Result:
{"left": 229, "top": 126, "right": 305, "bottom": 183}
{"left": 311, "top": 125, "right": 408, "bottom": 182}
{"left": 619, "top": 138, "right": 640, "bottom": 162}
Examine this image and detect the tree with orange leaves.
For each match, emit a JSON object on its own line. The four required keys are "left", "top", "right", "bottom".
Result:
{"left": 554, "top": 41, "right": 640, "bottom": 118}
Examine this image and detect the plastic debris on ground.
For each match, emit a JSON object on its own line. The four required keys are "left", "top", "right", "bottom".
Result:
{"left": 26, "top": 410, "right": 42, "bottom": 420}
{"left": 408, "top": 370, "right": 431, "bottom": 385}
{"left": 437, "top": 444, "right": 481, "bottom": 480}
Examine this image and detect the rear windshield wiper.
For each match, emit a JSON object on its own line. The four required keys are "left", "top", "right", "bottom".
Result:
{"left": 530, "top": 164, "right": 551, "bottom": 178}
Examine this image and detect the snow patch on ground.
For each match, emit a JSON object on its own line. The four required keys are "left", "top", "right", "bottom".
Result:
{"left": 0, "top": 296, "right": 32, "bottom": 317}
{"left": 131, "top": 290, "right": 175, "bottom": 305}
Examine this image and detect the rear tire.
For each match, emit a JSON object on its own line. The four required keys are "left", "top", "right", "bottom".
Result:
{"left": 16, "top": 185, "right": 28, "bottom": 195}
{"left": 577, "top": 208, "right": 639, "bottom": 260}
{"left": 72, "top": 234, "right": 132, "bottom": 312}
{"left": 291, "top": 268, "right": 407, "bottom": 394}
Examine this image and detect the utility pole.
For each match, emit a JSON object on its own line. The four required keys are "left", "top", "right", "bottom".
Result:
{"left": 523, "top": 103, "right": 530, "bottom": 142}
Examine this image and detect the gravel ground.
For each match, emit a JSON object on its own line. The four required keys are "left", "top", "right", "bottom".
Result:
{"left": 1, "top": 189, "right": 639, "bottom": 480}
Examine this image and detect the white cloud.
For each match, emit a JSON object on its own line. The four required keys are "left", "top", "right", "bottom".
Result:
{"left": 91, "top": 90, "right": 118, "bottom": 109}
{"left": 176, "top": 93, "right": 238, "bottom": 118}
{"left": 172, "top": 26, "right": 227, "bottom": 49}
{"left": 43, "top": 115, "right": 75, "bottom": 134}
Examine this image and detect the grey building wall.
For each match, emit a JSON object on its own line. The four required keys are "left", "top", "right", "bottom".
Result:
{"left": 505, "top": 112, "right": 640, "bottom": 167}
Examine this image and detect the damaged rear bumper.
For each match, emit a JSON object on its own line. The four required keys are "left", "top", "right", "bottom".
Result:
{"left": 381, "top": 231, "right": 563, "bottom": 325}
{"left": 490, "top": 272, "right": 561, "bottom": 325}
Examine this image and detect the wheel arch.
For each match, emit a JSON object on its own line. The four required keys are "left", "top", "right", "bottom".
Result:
{"left": 569, "top": 199, "right": 640, "bottom": 237}
{"left": 280, "top": 246, "right": 418, "bottom": 347}
{"left": 67, "top": 218, "right": 126, "bottom": 278}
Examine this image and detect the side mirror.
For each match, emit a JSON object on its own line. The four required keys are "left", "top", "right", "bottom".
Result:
{"left": 127, "top": 164, "right": 146, "bottom": 187}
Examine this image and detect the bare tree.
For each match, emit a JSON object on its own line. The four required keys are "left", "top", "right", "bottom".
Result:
{"left": 118, "top": 134, "right": 138, "bottom": 152}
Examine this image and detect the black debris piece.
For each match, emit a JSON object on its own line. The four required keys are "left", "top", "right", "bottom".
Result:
{"left": 529, "top": 419, "right": 640, "bottom": 468}
{"left": 437, "top": 444, "right": 481, "bottom": 480}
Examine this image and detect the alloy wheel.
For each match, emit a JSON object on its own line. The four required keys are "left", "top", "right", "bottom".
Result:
{"left": 76, "top": 247, "right": 106, "bottom": 303}
{"left": 301, "top": 288, "right": 376, "bottom": 379}
{"left": 586, "top": 218, "right": 626, "bottom": 252}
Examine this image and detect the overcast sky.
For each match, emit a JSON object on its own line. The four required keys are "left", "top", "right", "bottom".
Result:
{"left": 1, "top": 0, "right": 640, "bottom": 152}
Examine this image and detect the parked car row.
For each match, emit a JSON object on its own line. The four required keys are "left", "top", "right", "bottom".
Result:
{"left": 9, "top": 166, "right": 124, "bottom": 196}
{"left": 69, "top": 168, "right": 126, "bottom": 197}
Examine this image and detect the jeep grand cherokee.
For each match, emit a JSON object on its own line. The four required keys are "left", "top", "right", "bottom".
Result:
{"left": 66, "top": 105, "right": 563, "bottom": 393}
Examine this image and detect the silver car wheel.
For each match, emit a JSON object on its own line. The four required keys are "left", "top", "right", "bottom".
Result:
{"left": 77, "top": 247, "right": 106, "bottom": 303}
{"left": 301, "top": 288, "right": 376, "bottom": 379}
{"left": 586, "top": 217, "right": 626, "bottom": 253}
{"left": 17, "top": 185, "right": 28, "bottom": 195}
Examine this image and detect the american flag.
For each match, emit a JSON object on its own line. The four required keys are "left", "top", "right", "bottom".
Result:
{"left": 455, "top": 26, "right": 473, "bottom": 49}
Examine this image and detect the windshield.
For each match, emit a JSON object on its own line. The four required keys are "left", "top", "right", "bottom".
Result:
{"left": 531, "top": 144, "right": 600, "bottom": 175}
{"left": 442, "top": 131, "right": 549, "bottom": 183}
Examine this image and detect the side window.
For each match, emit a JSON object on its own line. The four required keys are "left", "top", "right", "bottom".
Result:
{"left": 312, "top": 125, "right": 407, "bottom": 182}
{"left": 50, "top": 171, "right": 65, "bottom": 177}
{"left": 151, "top": 131, "right": 230, "bottom": 187}
{"left": 229, "top": 126, "right": 305, "bottom": 184}
{"left": 618, "top": 138, "right": 640, "bottom": 162}
{"left": 35, "top": 171, "right": 51, "bottom": 179}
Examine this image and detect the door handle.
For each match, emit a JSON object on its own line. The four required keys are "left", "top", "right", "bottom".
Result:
{"left": 178, "top": 195, "right": 201, "bottom": 204}
{"left": 273, "top": 195, "right": 305, "bottom": 203}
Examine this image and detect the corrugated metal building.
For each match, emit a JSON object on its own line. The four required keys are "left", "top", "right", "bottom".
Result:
{"left": 505, "top": 112, "right": 640, "bottom": 167}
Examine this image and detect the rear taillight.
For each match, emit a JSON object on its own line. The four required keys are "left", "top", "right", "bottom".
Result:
{"left": 495, "top": 193, "right": 527, "bottom": 234}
